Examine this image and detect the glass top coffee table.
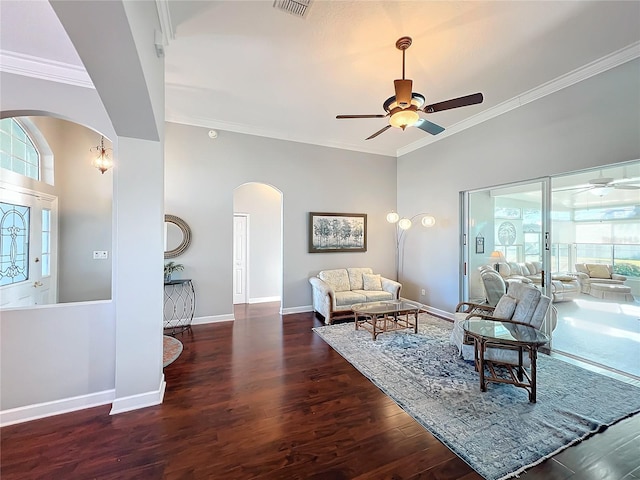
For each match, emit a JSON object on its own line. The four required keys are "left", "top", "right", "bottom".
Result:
{"left": 463, "top": 318, "right": 549, "bottom": 402}
{"left": 352, "top": 299, "right": 422, "bottom": 340}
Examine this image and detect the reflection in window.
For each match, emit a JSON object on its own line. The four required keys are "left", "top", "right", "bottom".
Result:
{"left": 42, "top": 209, "right": 51, "bottom": 277}
{"left": 0, "top": 202, "right": 30, "bottom": 286}
{"left": 0, "top": 118, "right": 40, "bottom": 180}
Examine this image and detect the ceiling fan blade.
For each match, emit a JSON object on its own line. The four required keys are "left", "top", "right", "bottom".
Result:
{"left": 423, "top": 93, "right": 484, "bottom": 113}
{"left": 394, "top": 79, "right": 413, "bottom": 108}
{"left": 336, "top": 114, "right": 386, "bottom": 119}
{"left": 614, "top": 185, "right": 640, "bottom": 190}
{"left": 366, "top": 125, "right": 392, "bottom": 140}
{"left": 416, "top": 119, "right": 445, "bottom": 135}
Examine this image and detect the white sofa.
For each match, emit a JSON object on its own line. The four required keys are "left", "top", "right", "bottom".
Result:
{"left": 574, "top": 263, "right": 627, "bottom": 294}
{"left": 494, "top": 261, "right": 580, "bottom": 302}
{"left": 309, "top": 267, "right": 401, "bottom": 324}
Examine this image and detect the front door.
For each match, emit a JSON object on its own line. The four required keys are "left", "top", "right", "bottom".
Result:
{"left": 0, "top": 188, "right": 57, "bottom": 307}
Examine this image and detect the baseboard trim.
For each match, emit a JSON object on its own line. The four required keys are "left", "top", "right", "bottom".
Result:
{"left": 0, "top": 389, "right": 115, "bottom": 427}
{"left": 423, "top": 305, "right": 454, "bottom": 321}
{"left": 249, "top": 296, "right": 281, "bottom": 304}
{"left": 282, "top": 305, "right": 313, "bottom": 315}
{"left": 110, "top": 375, "right": 165, "bottom": 415}
{"left": 191, "top": 313, "right": 234, "bottom": 325}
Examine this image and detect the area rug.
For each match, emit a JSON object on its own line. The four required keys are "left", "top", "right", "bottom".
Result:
{"left": 313, "top": 314, "right": 640, "bottom": 480}
{"left": 163, "top": 335, "right": 183, "bottom": 367}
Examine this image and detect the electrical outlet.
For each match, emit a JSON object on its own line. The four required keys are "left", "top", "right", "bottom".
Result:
{"left": 421, "top": 289, "right": 426, "bottom": 296}
{"left": 93, "top": 251, "right": 108, "bottom": 260}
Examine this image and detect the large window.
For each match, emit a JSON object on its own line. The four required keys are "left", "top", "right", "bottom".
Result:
{"left": 0, "top": 118, "right": 40, "bottom": 180}
{"left": 0, "top": 202, "right": 30, "bottom": 286}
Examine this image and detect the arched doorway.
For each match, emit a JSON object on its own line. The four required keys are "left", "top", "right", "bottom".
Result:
{"left": 233, "top": 183, "right": 283, "bottom": 307}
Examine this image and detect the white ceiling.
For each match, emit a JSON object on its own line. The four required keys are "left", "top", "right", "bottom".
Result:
{"left": 1, "top": 0, "right": 639, "bottom": 158}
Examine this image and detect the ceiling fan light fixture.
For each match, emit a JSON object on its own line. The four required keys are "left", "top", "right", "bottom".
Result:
{"left": 389, "top": 109, "right": 419, "bottom": 129}
{"left": 590, "top": 186, "right": 613, "bottom": 197}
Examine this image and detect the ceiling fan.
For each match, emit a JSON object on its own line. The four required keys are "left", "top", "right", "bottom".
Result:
{"left": 336, "top": 36, "right": 484, "bottom": 140}
{"left": 557, "top": 174, "right": 640, "bottom": 196}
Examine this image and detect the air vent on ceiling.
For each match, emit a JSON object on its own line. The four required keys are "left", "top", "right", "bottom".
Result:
{"left": 273, "top": 0, "right": 312, "bottom": 18}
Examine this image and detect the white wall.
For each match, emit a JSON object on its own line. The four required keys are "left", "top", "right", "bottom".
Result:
{"left": 165, "top": 123, "right": 398, "bottom": 317}
{"left": 397, "top": 59, "right": 640, "bottom": 312}
{"left": 234, "top": 183, "right": 282, "bottom": 302}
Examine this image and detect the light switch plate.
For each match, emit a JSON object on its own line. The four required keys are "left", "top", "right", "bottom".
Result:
{"left": 93, "top": 251, "right": 108, "bottom": 260}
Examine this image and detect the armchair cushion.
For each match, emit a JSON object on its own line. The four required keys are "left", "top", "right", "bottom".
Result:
{"left": 493, "top": 295, "right": 516, "bottom": 319}
{"left": 363, "top": 273, "right": 382, "bottom": 291}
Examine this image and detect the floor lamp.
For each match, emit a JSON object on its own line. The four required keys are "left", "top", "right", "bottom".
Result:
{"left": 387, "top": 212, "right": 436, "bottom": 280}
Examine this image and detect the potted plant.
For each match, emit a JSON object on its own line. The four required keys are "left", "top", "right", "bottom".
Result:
{"left": 164, "top": 261, "right": 184, "bottom": 283}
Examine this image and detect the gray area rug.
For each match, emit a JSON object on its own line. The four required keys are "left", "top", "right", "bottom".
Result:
{"left": 313, "top": 314, "right": 640, "bottom": 480}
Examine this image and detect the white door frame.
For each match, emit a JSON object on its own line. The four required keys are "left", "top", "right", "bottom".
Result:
{"left": 233, "top": 213, "right": 249, "bottom": 304}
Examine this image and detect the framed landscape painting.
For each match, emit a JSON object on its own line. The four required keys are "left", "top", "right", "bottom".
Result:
{"left": 308, "top": 212, "right": 367, "bottom": 253}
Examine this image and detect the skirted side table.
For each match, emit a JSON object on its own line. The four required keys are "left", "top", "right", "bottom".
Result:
{"left": 163, "top": 279, "right": 195, "bottom": 335}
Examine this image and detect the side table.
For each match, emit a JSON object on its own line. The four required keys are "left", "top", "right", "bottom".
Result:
{"left": 164, "top": 279, "right": 195, "bottom": 335}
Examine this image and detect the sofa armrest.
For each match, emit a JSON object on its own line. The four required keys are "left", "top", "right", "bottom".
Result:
{"left": 309, "top": 277, "right": 333, "bottom": 298}
{"left": 611, "top": 274, "right": 627, "bottom": 281}
{"left": 380, "top": 277, "right": 402, "bottom": 298}
{"left": 573, "top": 272, "right": 589, "bottom": 282}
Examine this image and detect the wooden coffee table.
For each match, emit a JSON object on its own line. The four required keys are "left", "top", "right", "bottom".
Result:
{"left": 463, "top": 318, "right": 549, "bottom": 402}
{"left": 352, "top": 299, "right": 422, "bottom": 340}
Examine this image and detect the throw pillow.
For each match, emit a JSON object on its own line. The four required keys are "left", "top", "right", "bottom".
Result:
{"left": 587, "top": 264, "right": 611, "bottom": 279}
{"left": 363, "top": 273, "right": 383, "bottom": 291}
{"left": 493, "top": 295, "right": 517, "bottom": 320}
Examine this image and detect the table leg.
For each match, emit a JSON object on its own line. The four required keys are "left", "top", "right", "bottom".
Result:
{"left": 530, "top": 347, "right": 537, "bottom": 403}
{"left": 479, "top": 338, "right": 486, "bottom": 392}
{"left": 518, "top": 347, "right": 524, "bottom": 381}
{"left": 413, "top": 310, "right": 418, "bottom": 334}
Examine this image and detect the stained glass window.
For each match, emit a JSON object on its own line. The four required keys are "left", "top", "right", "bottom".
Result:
{"left": 0, "top": 202, "right": 30, "bottom": 286}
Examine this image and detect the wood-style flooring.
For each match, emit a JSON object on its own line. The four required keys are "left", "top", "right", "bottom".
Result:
{"left": 1, "top": 302, "right": 639, "bottom": 479}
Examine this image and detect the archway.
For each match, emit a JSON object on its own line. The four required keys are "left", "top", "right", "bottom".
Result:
{"left": 233, "top": 183, "right": 283, "bottom": 307}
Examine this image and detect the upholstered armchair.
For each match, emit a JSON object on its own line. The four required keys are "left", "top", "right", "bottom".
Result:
{"left": 451, "top": 282, "right": 553, "bottom": 367}
{"left": 479, "top": 266, "right": 507, "bottom": 307}
{"left": 574, "top": 263, "right": 627, "bottom": 294}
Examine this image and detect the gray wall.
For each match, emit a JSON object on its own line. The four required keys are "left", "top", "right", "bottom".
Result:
{"left": 29, "top": 116, "right": 113, "bottom": 303}
{"left": 234, "top": 183, "right": 282, "bottom": 302}
{"left": 397, "top": 59, "right": 640, "bottom": 313}
{"left": 164, "top": 122, "right": 398, "bottom": 318}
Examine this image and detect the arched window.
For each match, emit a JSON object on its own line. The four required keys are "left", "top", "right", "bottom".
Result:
{"left": 0, "top": 118, "right": 40, "bottom": 180}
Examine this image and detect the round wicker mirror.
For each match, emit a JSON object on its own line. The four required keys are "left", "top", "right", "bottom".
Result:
{"left": 164, "top": 215, "right": 191, "bottom": 258}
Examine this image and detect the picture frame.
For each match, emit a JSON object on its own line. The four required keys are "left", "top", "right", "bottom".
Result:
{"left": 475, "top": 235, "right": 485, "bottom": 254}
{"left": 308, "top": 212, "right": 367, "bottom": 253}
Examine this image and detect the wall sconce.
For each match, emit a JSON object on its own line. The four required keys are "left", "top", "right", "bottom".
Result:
{"left": 386, "top": 211, "right": 436, "bottom": 280}
{"left": 90, "top": 136, "right": 113, "bottom": 174}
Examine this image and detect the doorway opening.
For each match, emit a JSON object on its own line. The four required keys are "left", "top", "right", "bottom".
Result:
{"left": 233, "top": 183, "right": 283, "bottom": 308}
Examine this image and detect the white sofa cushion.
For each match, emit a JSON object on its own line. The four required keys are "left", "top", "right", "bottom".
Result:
{"left": 318, "top": 269, "right": 350, "bottom": 292}
{"left": 352, "top": 290, "right": 394, "bottom": 302}
{"left": 363, "top": 273, "right": 382, "bottom": 291}
{"left": 334, "top": 290, "right": 367, "bottom": 306}
{"left": 347, "top": 267, "right": 373, "bottom": 290}
{"left": 587, "top": 264, "right": 611, "bottom": 279}
{"left": 493, "top": 295, "right": 517, "bottom": 319}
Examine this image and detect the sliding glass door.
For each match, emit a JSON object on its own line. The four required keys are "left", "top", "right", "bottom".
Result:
{"left": 461, "top": 179, "right": 553, "bottom": 336}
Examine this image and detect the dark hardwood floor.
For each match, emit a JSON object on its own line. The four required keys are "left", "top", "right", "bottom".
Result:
{"left": 1, "top": 302, "right": 639, "bottom": 479}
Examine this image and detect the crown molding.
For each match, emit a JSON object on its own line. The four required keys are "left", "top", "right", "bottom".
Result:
{"left": 155, "top": 0, "right": 175, "bottom": 43}
{"left": 0, "top": 50, "right": 93, "bottom": 89}
{"left": 165, "top": 111, "right": 394, "bottom": 157}
{"left": 397, "top": 41, "right": 640, "bottom": 158}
